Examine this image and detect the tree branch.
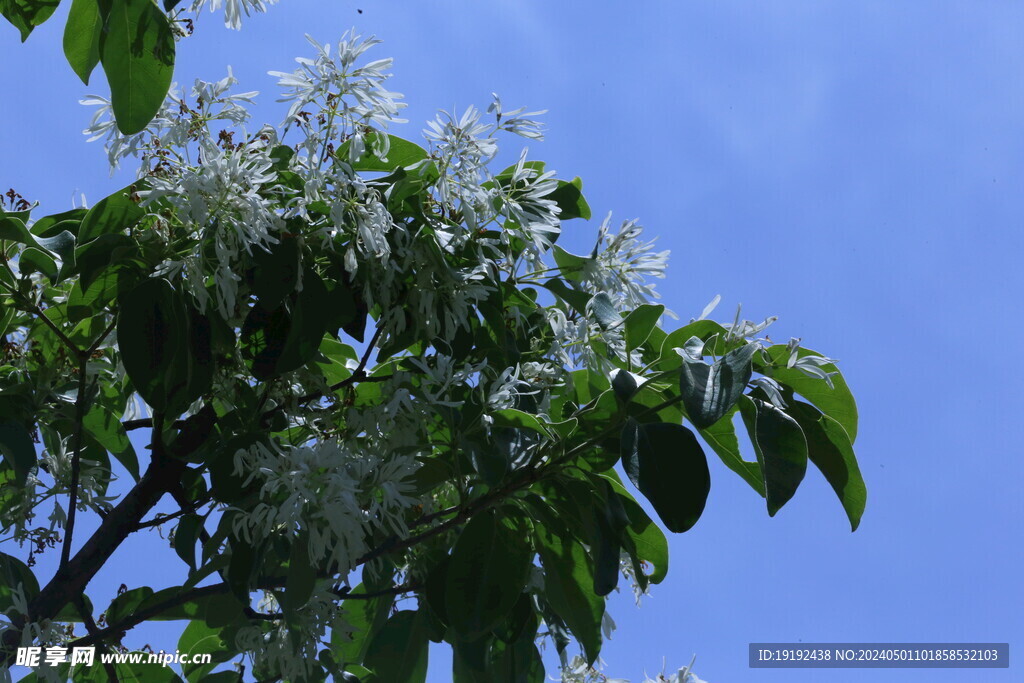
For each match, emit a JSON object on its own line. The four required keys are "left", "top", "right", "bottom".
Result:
{"left": 59, "top": 354, "right": 91, "bottom": 569}
{"left": 75, "top": 596, "right": 121, "bottom": 683}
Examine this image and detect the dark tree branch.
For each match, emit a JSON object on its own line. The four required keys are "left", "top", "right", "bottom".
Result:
{"left": 75, "top": 596, "right": 121, "bottom": 683}
{"left": 59, "top": 354, "right": 91, "bottom": 569}
{"left": 1, "top": 406, "right": 221, "bottom": 665}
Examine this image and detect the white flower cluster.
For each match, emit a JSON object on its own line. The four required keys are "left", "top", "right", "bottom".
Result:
{"left": 271, "top": 32, "right": 407, "bottom": 159}
{"left": 580, "top": 213, "right": 670, "bottom": 311}
{"left": 231, "top": 438, "right": 420, "bottom": 574}
{"left": 233, "top": 587, "right": 347, "bottom": 681}
{"left": 188, "top": 0, "right": 278, "bottom": 31}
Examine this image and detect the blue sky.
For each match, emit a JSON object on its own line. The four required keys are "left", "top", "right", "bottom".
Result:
{"left": 3, "top": 1, "right": 1023, "bottom": 681}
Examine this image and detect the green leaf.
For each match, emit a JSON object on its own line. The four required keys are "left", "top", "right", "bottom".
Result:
{"left": 283, "top": 533, "right": 316, "bottom": 612}
{"left": 63, "top": 0, "right": 102, "bottom": 84}
{"left": 445, "top": 510, "right": 531, "bottom": 641}
{"left": 0, "top": 0, "right": 59, "bottom": 40}
{"left": 83, "top": 405, "right": 139, "bottom": 480}
{"left": 339, "top": 133, "right": 429, "bottom": 171}
{"left": 487, "top": 635, "right": 545, "bottom": 683}
{"left": 78, "top": 185, "right": 144, "bottom": 242}
{"left": 73, "top": 234, "right": 136, "bottom": 294}
{"left": 620, "top": 419, "right": 711, "bottom": 533}
{"left": 624, "top": 304, "right": 664, "bottom": 352}
{"left": 758, "top": 345, "right": 859, "bottom": 442}
{"left": 106, "top": 586, "right": 154, "bottom": 625}
{"left": 99, "top": 0, "right": 175, "bottom": 135}
{"left": 363, "top": 610, "right": 429, "bottom": 683}
{"left": 739, "top": 396, "right": 808, "bottom": 516}
{"left": 547, "top": 177, "right": 591, "bottom": 221}
{"left": 118, "top": 278, "right": 213, "bottom": 416}
{"left": 242, "top": 266, "right": 331, "bottom": 380}
{"left": 678, "top": 341, "right": 758, "bottom": 429}
{"left": 552, "top": 246, "right": 590, "bottom": 283}
{"left": 489, "top": 409, "right": 549, "bottom": 436}
{"left": 541, "top": 277, "right": 591, "bottom": 316}
{"left": 54, "top": 594, "right": 95, "bottom": 622}
{"left": 588, "top": 292, "right": 620, "bottom": 331}
{"left": 787, "top": 400, "right": 866, "bottom": 531}
{"left": 333, "top": 584, "right": 395, "bottom": 666}
{"left": 177, "top": 619, "right": 226, "bottom": 681}
{"left": 596, "top": 472, "right": 670, "bottom": 585}
{"left": 0, "top": 551, "right": 39, "bottom": 613}
{"left": 698, "top": 407, "right": 764, "bottom": 496}
{"left": 0, "top": 420, "right": 34, "bottom": 485}
{"left": 173, "top": 514, "right": 201, "bottom": 571}
{"left": 534, "top": 522, "right": 604, "bottom": 665}
{"left": 249, "top": 235, "right": 299, "bottom": 311}
{"left": 591, "top": 479, "right": 628, "bottom": 596}
{"left": 655, "top": 320, "right": 729, "bottom": 369}
{"left": 0, "top": 216, "right": 76, "bottom": 282}
{"left": 30, "top": 208, "right": 87, "bottom": 236}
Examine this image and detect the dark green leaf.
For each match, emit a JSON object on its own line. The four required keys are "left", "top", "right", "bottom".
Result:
{"left": 363, "top": 610, "right": 429, "bottom": 683}
{"left": 177, "top": 619, "right": 226, "bottom": 681}
{"left": 678, "top": 341, "right": 758, "bottom": 429}
{"left": 74, "top": 233, "right": 136, "bottom": 291}
{"left": 591, "top": 479, "right": 627, "bottom": 596}
{"left": 757, "top": 345, "right": 859, "bottom": 442}
{"left": 118, "top": 278, "right": 212, "bottom": 415}
{"left": 547, "top": 177, "right": 591, "bottom": 221}
{"left": 63, "top": 0, "right": 101, "bottom": 84}
{"left": 624, "top": 304, "right": 664, "bottom": 352}
{"left": 283, "top": 533, "right": 316, "bottom": 612}
{"left": 698, "top": 407, "right": 764, "bottom": 496}
{"left": 445, "top": 510, "right": 531, "bottom": 641}
{"left": 83, "top": 404, "right": 139, "bottom": 480}
{"left": 739, "top": 396, "right": 808, "bottom": 516}
{"left": 249, "top": 235, "right": 299, "bottom": 311}
{"left": 588, "top": 292, "right": 619, "bottom": 331}
{"left": 0, "top": 420, "right": 34, "bottom": 485}
{"left": 593, "top": 473, "right": 670, "bottom": 586}
{"left": 541, "top": 278, "right": 591, "bottom": 316}
{"left": 552, "top": 246, "right": 590, "bottom": 283}
{"left": 242, "top": 266, "right": 331, "bottom": 380}
{"left": 0, "top": 0, "right": 59, "bottom": 40}
{"left": 621, "top": 419, "right": 710, "bottom": 533}
{"left": 489, "top": 409, "right": 548, "bottom": 436}
{"left": 0, "top": 551, "right": 39, "bottom": 613}
{"left": 533, "top": 522, "right": 604, "bottom": 665}
{"left": 333, "top": 584, "right": 395, "bottom": 666}
{"left": 99, "top": 0, "right": 175, "bottom": 135}
{"left": 78, "top": 185, "right": 144, "bottom": 241}
{"left": 30, "top": 208, "right": 86, "bottom": 237}
{"left": 106, "top": 586, "right": 154, "bottom": 625}
{"left": 487, "top": 635, "right": 545, "bottom": 683}
{"left": 787, "top": 400, "right": 866, "bottom": 531}
{"left": 173, "top": 514, "right": 201, "bottom": 571}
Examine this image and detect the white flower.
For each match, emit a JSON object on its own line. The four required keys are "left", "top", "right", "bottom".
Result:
{"left": 580, "top": 213, "right": 670, "bottom": 310}
{"left": 189, "top": 0, "right": 278, "bottom": 30}
{"left": 488, "top": 92, "right": 547, "bottom": 140}
{"left": 750, "top": 376, "right": 787, "bottom": 407}
{"left": 792, "top": 354, "right": 840, "bottom": 388}
{"left": 500, "top": 149, "right": 562, "bottom": 255}
{"left": 232, "top": 438, "right": 421, "bottom": 573}
{"left": 270, "top": 31, "right": 406, "bottom": 133}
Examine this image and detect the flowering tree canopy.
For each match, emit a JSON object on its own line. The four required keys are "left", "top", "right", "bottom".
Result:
{"left": 0, "top": 26, "right": 864, "bottom": 683}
